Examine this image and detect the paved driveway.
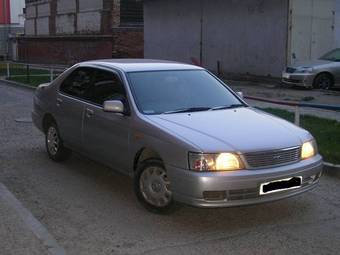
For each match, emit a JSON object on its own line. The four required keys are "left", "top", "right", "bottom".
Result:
{"left": 1, "top": 81, "right": 340, "bottom": 255}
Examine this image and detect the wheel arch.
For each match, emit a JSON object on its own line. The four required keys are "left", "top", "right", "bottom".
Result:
{"left": 42, "top": 113, "right": 56, "bottom": 133}
{"left": 314, "top": 71, "right": 335, "bottom": 85}
{"left": 133, "top": 147, "right": 164, "bottom": 172}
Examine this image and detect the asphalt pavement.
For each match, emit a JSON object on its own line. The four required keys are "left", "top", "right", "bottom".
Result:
{"left": 1, "top": 81, "right": 340, "bottom": 255}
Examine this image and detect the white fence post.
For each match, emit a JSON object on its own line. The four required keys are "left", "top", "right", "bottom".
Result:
{"left": 6, "top": 62, "right": 10, "bottom": 78}
{"left": 294, "top": 106, "right": 300, "bottom": 126}
{"left": 50, "top": 68, "right": 53, "bottom": 82}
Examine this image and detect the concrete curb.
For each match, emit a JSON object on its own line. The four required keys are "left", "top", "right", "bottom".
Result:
{"left": 0, "top": 78, "right": 36, "bottom": 90}
{"left": 323, "top": 162, "right": 340, "bottom": 179}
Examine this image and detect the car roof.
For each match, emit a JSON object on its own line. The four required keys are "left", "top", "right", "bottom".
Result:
{"left": 80, "top": 59, "right": 204, "bottom": 72}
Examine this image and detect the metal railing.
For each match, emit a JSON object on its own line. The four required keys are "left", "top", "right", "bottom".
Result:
{"left": 244, "top": 95, "right": 340, "bottom": 126}
{"left": 1, "top": 61, "right": 68, "bottom": 85}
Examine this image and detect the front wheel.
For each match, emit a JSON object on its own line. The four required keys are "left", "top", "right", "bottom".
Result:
{"left": 313, "top": 73, "right": 333, "bottom": 90}
{"left": 134, "top": 160, "right": 174, "bottom": 213}
{"left": 45, "top": 122, "right": 71, "bottom": 162}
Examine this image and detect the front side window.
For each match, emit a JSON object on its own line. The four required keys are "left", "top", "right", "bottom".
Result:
{"left": 60, "top": 67, "right": 94, "bottom": 100}
{"left": 89, "top": 69, "right": 126, "bottom": 106}
{"left": 128, "top": 70, "right": 243, "bottom": 115}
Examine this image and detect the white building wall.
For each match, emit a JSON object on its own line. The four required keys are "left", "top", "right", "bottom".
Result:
{"left": 10, "top": 0, "right": 25, "bottom": 25}
{"left": 335, "top": 0, "right": 340, "bottom": 47}
{"left": 36, "top": 17, "right": 49, "bottom": 35}
{"left": 56, "top": 14, "right": 75, "bottom": 34}
{"left": 24, "top": 18, "right": 35, "bottom": 35}
{"left": 145, "top": 0, "right": 289, "bottom": 77}
{"left": 57, "top": 0, "right": 77, "bottom": 14}
{"left": 77, "top": 12, "right": 101, "bottom": 33}
{"left": 289, "top": 0, "right": 336, "bottom": 64}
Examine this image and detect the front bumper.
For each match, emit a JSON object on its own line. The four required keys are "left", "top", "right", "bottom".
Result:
{"left": 167, "top": 155, "right": 323, "bottom": 208}
{"left": 282, "top": 72, "right": 316, "bottom": 88}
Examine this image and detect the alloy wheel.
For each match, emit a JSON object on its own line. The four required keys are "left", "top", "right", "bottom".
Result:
{"left": 317, "top": 75, "right": 332, "bottom": 90}
{"left": 47, "top": 126, "right": 59, "bottom": 156}
{"left": 139, "top": 166, "right": 172, "bottom": 207}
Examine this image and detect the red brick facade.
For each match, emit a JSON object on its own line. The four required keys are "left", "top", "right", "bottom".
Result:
{"left": 18, "top": 0, "right": 144, "bottom": 64}
{"left": 18, "top": 35, "right": 113, "bottom": 65}
{"left": 113, "top": 27, "right": 144, "bottom": 58}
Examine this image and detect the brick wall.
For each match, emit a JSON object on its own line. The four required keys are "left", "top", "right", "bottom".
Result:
{"left": 19, "top": 0, "right": 144, "bottom": 63}
{"left": 18, "top": 35, "right": 113, "bottom": 65}
{"left": 112, "top": 27, "right": 144, "bottom": 58}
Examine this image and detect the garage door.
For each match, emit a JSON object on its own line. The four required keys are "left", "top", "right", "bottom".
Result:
{"left": 289, "top": 0, "right": 335, "bottom": 64}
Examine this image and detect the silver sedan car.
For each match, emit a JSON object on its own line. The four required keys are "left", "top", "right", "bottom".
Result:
{"left": 32, "top": 59, "right": 323, "bottom": 213}
{"left": 282, "top": 48, "right": 340, "bottom": 89}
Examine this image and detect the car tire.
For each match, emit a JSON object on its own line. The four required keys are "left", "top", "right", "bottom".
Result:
{"left": 313, "top": 73, "right": 334, "bottom": 90}
{"left": 45, "top": 121, "right": 71, "bottom": 162}
{"left": 134, "top": 159, "right": 176, "bottom": 214}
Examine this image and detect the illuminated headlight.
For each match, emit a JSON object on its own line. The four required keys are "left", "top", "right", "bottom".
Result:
{"left": 301, "top": 140, "right": 317, "bottom": 160}
{"left": 188, "top": 152, "right": 244, "bottom": 172}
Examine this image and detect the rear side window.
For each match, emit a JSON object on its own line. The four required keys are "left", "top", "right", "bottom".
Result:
{"left": 60, "top": 67, "right": 94, "bottom": 100}
{"left": 89, "top": 69, "right": 126, "bottom": 106}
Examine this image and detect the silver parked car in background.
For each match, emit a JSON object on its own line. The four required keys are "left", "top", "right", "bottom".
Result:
{"left": 32, "top": 59, "right": 323, "bottom": 213}
{"left": 282, "top": 48, "right": 340, "bottom": 89}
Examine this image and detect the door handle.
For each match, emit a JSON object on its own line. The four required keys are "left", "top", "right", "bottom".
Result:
{"left": 56, "top": 98, "right": 63, "bottom": 107}
{"left": 85, "top": 108, "right": 94, "bottom": 118}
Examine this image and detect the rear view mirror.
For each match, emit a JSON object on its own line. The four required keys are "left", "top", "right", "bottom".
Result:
{"left": 103, "top": 100, "right": 125, "bottom": 114}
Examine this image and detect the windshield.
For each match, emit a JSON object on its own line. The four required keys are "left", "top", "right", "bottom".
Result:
{"left": 320, "top": 49, "right": 340, "bottom": 61}
{"left": 128, "top": 70, "right": 244, "bottom": 115}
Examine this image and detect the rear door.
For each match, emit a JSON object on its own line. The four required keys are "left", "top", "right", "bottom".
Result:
{"left": 56, "top": 67, "right": 94, "bottom": 150}
{"left": 82, "top": 68, "right": 131, "bottom": 173}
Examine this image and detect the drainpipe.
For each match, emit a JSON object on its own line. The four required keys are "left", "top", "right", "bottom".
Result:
{"left": 199, "top": 0, "right": 203, "bottom": 66}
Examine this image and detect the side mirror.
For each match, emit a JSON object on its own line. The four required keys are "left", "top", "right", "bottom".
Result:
{"left": 103, "top": 100, "right": 125, "bottom": 114}
{"left": 236, "top": 91, "right": 244, "bottom": 99}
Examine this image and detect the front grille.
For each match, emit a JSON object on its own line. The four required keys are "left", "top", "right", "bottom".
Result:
{"left": 244, "top": 147, "right": 301, "bottom": 169}
{"left": 227, "top": 188, "right": 258, "bottom": 200}
{"left": 286, "top": 67, "right": 296, "bottom": 73}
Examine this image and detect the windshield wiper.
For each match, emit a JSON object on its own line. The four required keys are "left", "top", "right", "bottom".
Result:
{"left": 210, "top": 104, "right": 246, "bottom": 111}
{"left": 163, "top": 107, "right": 211, "bottom": 114}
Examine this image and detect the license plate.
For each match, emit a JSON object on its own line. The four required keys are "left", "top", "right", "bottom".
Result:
{"left": 282, "top": 73, "right": 290, "bottom": 79}
{"left": 260, "top": 177, "right": 302, "bottom": 195}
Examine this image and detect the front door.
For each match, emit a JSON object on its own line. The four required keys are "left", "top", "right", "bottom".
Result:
{"left": 82, "top": 68, "right": 130, "bottom": 173}
{"left": 56, "top": 67, "right": 94, "bottom": 150}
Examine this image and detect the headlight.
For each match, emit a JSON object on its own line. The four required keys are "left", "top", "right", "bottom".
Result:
{"left": 299, "top": 67, "right": 313, "bottom": 73}
{"left": 301, "top": 140, "right": 317, "bottom": 160}
{"left": 188, "top": 152, "right": 244, "bottom": 172}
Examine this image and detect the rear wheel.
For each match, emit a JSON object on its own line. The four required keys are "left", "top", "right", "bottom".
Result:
{"left": 45, "top": 122, "right": 71, "bottom": 162}
{"left": 313, "top": 73, "right": 333, "bottom": 90}
{"left": 134, "top": 159, "right": 174, "bottom": 213}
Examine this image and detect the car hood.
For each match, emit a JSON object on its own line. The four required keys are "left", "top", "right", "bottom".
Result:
{"left": 291, "top": 59, "right": 332, "bottom": 68}
{"left": 146, "top": 108, "right": 311, "bottom": 153}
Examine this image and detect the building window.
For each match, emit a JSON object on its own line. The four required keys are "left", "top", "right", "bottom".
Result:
{"left": 120, "top": 0, "right": 143, "bottom": 27}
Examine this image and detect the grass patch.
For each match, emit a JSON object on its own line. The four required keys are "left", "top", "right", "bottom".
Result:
{"left": 1, "top": 63, "right": 62, "bottom": 87}
{"left": 262, "top": 108, "right": 340, "bottom": 164}
{"left": 0, "top": 64, "right": 50, "bottom": 76}
{"left": 8, "top": 75, "right": 54, "bottom": 87}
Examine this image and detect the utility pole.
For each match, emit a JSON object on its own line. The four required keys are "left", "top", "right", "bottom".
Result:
{"left": 3, "top": 0, "right": 10, "bottom": 60}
